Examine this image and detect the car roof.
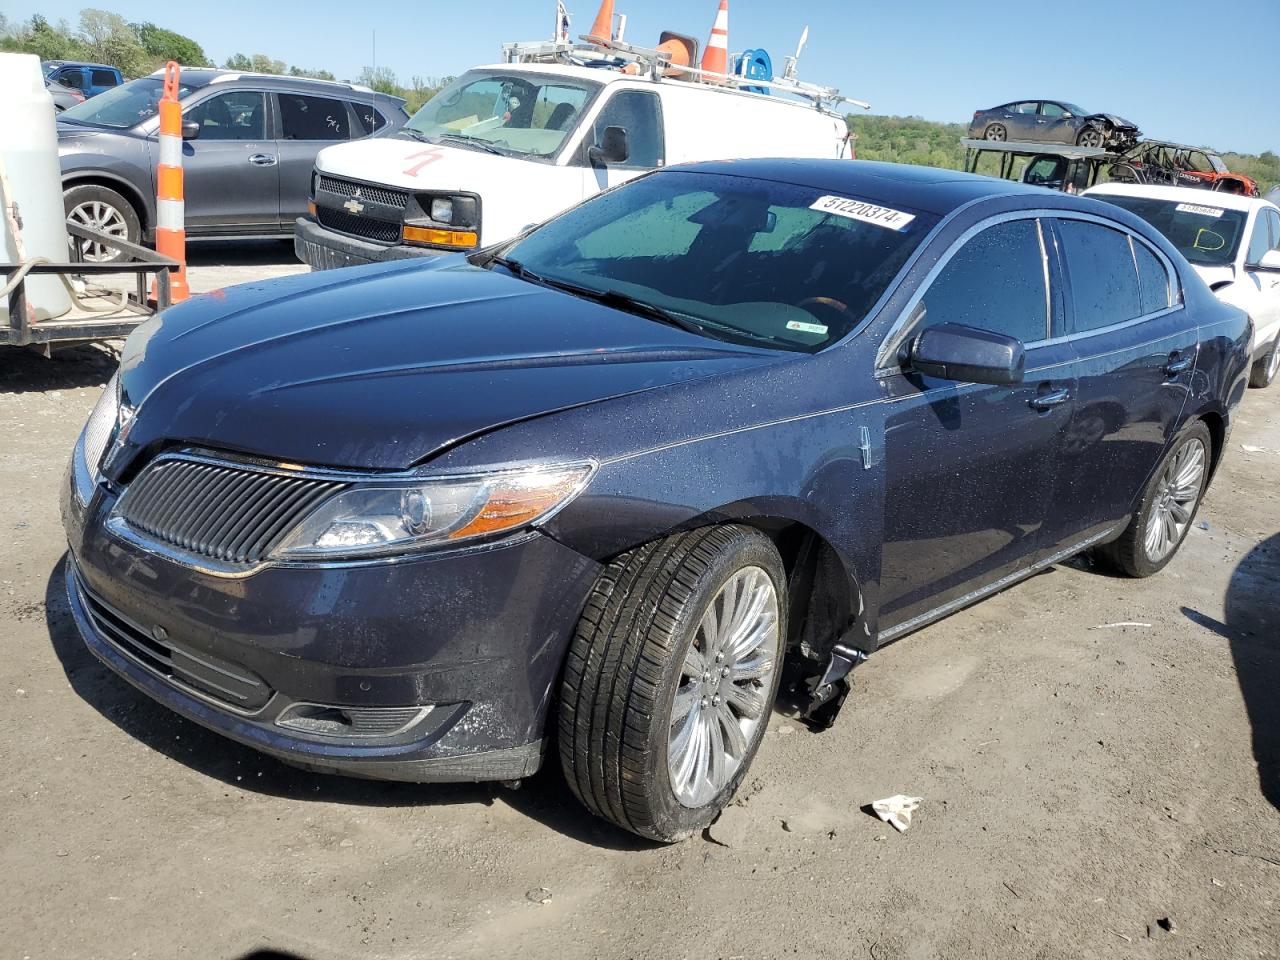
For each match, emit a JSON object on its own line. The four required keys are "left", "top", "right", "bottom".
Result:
{"left": 670, "top": 159, "right": 1075, "bottom": 216}
{"left": 1085, "top": 182, "right": 1274, "bottom": 213}
{"left": 45, "top": 60, "right": 116, "bottom": 70}
{"left": 146, "top": 68, "right": 405, "bottom": 103}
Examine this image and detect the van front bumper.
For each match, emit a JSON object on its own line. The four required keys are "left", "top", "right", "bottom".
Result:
{"left": 62, "top": 480, "right": 603, "bottom": 783}
{"left": 294, "top": 216, "right": 440, "bottom": 271}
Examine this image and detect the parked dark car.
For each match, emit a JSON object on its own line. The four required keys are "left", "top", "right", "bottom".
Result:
{"left": 62, "top": 161, "right": 1250, "bottom": 842}
{"left": 45, "top": 77, "right": 86, "bottom": 113}
{"left": 56, "top": 69, "right": 408, "bottom": 261}
{"left": 968, "top": 100, "right": 1140, "bottom": 150}
{"left": 43, "top": 60, "right": 124, "bottom": 98}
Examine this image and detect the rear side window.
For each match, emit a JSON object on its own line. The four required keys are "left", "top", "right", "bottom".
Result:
{"left": 1057, "top": 220, "right": 1142, "bottom": 332}
{"left": 1132, "top": 239, "right": 1173, "bottom": 314}
{"left": 350, "top": 102, "right": 387, "bottom": 137}
{"left": 914, "top": 219, "right": 1049, "bottom": 344}
{"left": 91, "top": 69, "right": 117, "bottom": 87}
{"left": 279, "top": 93, "right": 350, "bottom": 141}
{"left": 591, "top": 90, "right": 664, "bottom": 168}
{"left": 1012, "top": 102, "right": 1038, "bottom": 115}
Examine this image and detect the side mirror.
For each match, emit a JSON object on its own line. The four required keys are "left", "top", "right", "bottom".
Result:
{"left": 907, "top": 322, "right": 1025, "bottom": 385}
{"left": 1251, "top": 249, "right": 1280, "bottom": 272}
{"left": 588, "top": 125, "right": 629, "bottom": 166}
{"left": 181, "top": 121, "right": 200, "bottom": 141}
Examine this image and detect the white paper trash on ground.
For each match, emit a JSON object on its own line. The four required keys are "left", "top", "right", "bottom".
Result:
{"left": 871, "top": 795, "right": 924, "bottom": 833}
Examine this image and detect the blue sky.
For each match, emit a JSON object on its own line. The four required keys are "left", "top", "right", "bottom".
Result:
{"left": 15, "top": 0, "right": 1280, "bottom": 154}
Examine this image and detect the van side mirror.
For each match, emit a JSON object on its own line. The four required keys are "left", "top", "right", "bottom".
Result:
{"left": 181, "top": 121, "right": 201, "bottom": 141}
{"left": 906, "top": 322, "right": 1025, "bottom": 385}
{"left": 589, "top": 126, "right": 629, "bottom": 166}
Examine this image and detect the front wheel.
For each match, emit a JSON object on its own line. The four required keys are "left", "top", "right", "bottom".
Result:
{"left": 63, "top": 183, "right": 142, "bottom": 264}
{"left": 1249, "top": 335, "right": 1280, "bottom": 388}
{"left": 559, "top": 526, "right": 786, "bottom": 842}
{"left": 1077, "top": 127, "right": 1106, "bottom": 149}
{"left": 1096, "top": 421, "right": 1211, "bottom": 578}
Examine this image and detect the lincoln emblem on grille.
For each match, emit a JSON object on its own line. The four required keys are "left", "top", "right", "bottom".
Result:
{"left": 343, "top": 198, "right": 365, "bottom": 215}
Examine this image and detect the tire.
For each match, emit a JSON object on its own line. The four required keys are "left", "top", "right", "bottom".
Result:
{"left": 1096, "top": 421, "right": 1212, "bottom": 578}
{"left": 1249, "top": 335, "right": 1280, "bottom": 388}
{"left": 1077, "top": 127, "right": 1105, "bottom": 149}
{"left": 62, "top": 183, "right": 142, "bottom": 264}
{"left": 984, "top": 123, "right": 1007, "bottom": 142}
{"left": 559, "top": 525, "right": 786, "bottom": 842}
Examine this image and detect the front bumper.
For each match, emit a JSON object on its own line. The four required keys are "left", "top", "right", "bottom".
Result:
{"left": 294, "top": 216, "right": 439, "bottom": 271}
{"left": 63, "top": 478, "right": 602, "bottom": 782}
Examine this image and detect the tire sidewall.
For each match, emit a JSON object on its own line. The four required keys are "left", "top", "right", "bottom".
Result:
{"left": 640, "top": 530, "right": 787, "bottom": 841}
{"left": 986, "top": 124, "right": 1007, "bottom": 141}
{"left": 62, "top": 184, "right": 142, "bottom": 261}
{"left": 1129, "top": 421, "right": 1212, "bottom": 577}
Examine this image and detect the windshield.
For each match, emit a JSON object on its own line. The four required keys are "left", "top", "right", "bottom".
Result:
{"left": 1097, "top": 194, "right": 1247, "bottom": 266}
{"left": 1063, "top": 102, "right": 1088, "bottom": 116}
{"left": 496, "top": 171, "right": 937, "bottom": 352}
{"left": 58, "top": 76, "right": 204, "bottom": 129}
{"left": 43, "top": 63, "right": 59, "bottom": 79}
{"left": 403, "top": 70, "right": 599, "bottom": 159}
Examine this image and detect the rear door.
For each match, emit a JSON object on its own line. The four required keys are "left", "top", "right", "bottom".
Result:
{"left": 89, "top": 67, "right": 119, "bottom": 96}
{"left": 877, "top": 216, "right": 1079, "bottom": 633}
{"left": 1007, "top": 102, "right": 1041, "bottom": 141}
{"left": 1046, "top": 216, "right": 1195, "bottom": 547}
{"left": 1244, "top": 207, "right": 1280, "bottom": 347}
{"left": 273, "top": 91, "right": 355, "bottom": 228}
{"left": 179, "top": 89, "right": 279, "bottom": 234}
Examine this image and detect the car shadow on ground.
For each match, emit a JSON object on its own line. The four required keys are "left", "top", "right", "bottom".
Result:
{"left": 1182, "top": 532, "right": 1280, "bottom": 810}
{"left": 42, "top": 559, "right": 655, "bottom": 852}
{"left": 185, "top": 239, "right": 299, "bottom": 269}
{"left": 0, "top": 342, "right": 118, "bottom": 394}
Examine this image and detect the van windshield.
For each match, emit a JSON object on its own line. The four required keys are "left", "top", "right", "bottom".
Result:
{"left": 402, "top": 70, "right": 600, "bottom": 159}
{"left": 493, "top": 170, "right": 937, "bottom": 353}
{"left": 1096, "top": 194, "right": 1247, "bottom": 267}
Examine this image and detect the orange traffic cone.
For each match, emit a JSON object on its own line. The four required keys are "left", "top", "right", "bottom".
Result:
{"left": 586, "top": 0, "right": 615, "bottom": 44}
{"left": 701, "top": 0, "right": 729, "bottom": 77}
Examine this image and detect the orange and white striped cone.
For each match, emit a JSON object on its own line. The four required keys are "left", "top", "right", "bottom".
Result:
{"left": 150, "top": 60, "right": 189, "bottom": 303}
{"left": 585, "top": 0, "right": 615, "bottom": 44}
{"left": 701, "top": 0, "right": 730, "bottom": 79}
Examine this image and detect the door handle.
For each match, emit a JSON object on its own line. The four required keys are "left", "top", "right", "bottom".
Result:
{"left": 248, "top": 154, "right": 278, "bottom": 166}
{"left": 1164, "top": 357, "right": 1193, "bottom": 376}
{"left": 1029, "top": 388, "right": 1070, "bottom": 411}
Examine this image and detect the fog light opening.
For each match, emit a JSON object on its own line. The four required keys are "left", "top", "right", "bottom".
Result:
{"left": 276, "top": 703, "right": 431, "bottom": 739}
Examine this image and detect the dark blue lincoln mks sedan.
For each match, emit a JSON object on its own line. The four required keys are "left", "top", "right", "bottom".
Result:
{"left": 62, "top": 160, "right": 1250, "bottom": 841}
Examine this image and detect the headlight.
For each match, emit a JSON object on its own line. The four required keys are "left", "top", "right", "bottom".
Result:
{"left": 270, "top": 461, "right": 594, "bottom": 559}
{"left": 81, "top": 373, "right": 121, "bottom": 478}
{"left": 430, "top": 197, "right": 454, "bottom": 223}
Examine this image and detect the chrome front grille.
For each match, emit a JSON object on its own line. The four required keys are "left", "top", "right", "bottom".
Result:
{"left": 317, "top": 175, "right": 409, "bottom": 209}
{"left": 114, "top": 456, "right": 347, "bottom": 566}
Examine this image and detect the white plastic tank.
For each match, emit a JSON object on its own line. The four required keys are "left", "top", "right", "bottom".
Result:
{"left": 0, "top": 52, "right": 72, "bottom": 321}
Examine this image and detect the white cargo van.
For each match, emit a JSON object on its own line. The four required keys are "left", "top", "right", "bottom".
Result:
{"left": 295, "top": 38, "right": 862, "bottom": 270}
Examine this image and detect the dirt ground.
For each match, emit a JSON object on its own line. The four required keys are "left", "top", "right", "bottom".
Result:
{"left": 1, "top": 245, "right": 1278, "bottom": 960}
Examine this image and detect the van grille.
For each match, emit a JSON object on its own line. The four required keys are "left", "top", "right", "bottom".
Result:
{"left": 114, "top": 456, "right": 347, "bottom": 566}
{"left": 317, "top": 175, "right": 408, "bottom": 210}
{"left": 316, "top": 205, "right": 402, "bottom": 244}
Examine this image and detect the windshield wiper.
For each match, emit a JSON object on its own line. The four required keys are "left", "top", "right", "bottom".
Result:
{"left": 432, "top": 133, "right": 506, "bottom": 156}
{"left": 398, "top": 127, "right": 431, "bottom": 142}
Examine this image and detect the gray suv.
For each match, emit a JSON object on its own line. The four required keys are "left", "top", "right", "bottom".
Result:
{"left": 57, "top": 69, "right": 407, "bottom": 261}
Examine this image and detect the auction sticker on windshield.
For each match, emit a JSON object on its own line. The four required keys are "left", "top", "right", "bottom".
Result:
{"left": 1175, "top": 203, "right": 1225, "bottom": 218}
{"left": 810, "top": 196, "right": 916, "bottom": 231}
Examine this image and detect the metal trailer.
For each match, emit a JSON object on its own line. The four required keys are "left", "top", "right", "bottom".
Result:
{"left": 3, "top": 222, "right": 178, "bottom": 355}
{"left": 961, "top": 138, "right": 1117, "bottom": 193}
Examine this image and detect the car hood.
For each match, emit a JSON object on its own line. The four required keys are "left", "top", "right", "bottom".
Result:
{"left": 315, "top": 137, "right": 521, "bottom": 191}
{"left": 112, "top": 258, "right": 782, "bottom": 473}
{"left": 1087, "top": 113, "right": 1138, "bottom": 129}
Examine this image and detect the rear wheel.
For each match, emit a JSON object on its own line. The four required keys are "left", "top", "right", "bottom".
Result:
{"left": 63, "top": 183, "right": 141, "bottom": 264}
{"left": 558, "top": 526, "right": 785, "bottom": 842}
{"left": 984, "top": 123, "right": 1008, "bottom": 142}
{"left": 1249, "top": 335, "right": 1280, "bottom": 388}
{"left": 1077, "top": 127, "right": 1105, "bottom": 149}
{"left": 1096, "top": 421, "right": 1211, "bottom": 578}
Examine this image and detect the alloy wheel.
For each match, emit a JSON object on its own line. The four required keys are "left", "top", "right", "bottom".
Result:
{"left": 67, "top": 200, "right": 129, "bottom": 262}
{"left": 985, "top": 125, "right": 1007, "bottom": 142}
{"left": 667, "top": 566, "right": 779, "bottom": 808}
{"left": 1143, "top": 437, "right": 1206, "bottom": 563}
{"left": 1078, "top": 129, "right": 1104, "bottom": 149}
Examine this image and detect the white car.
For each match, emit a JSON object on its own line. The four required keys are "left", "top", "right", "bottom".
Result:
{"left": 1086, "top": 182, "right": 1280, "bottom": 388}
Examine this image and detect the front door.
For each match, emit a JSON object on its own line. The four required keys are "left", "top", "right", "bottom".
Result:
{"left": 175, "top": 90, "right": 278, "bottom": 234}
{"left": 577, "top": 89, "right": 665, "bottom": 197}
{"left": 1037, "top": 101, "right": 1076, "bottom": 144}
{"left": 1047, "top": 216, "right": 1196, "bottom": 548}
{"left": 878, "top": 217, "right": 1078, "bottom": 634}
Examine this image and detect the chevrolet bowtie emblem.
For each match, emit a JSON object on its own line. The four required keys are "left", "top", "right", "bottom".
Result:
{"left": 343, "top": 198, "right": 365, "bottom": 214}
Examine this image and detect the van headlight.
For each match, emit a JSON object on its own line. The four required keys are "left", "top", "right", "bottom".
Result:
{"left": 270, "top": 461, "right": 595, "bottom": 559}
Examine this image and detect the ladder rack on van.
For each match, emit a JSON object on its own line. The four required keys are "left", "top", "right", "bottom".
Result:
{"left": 501, "top": 37, "right": 869, "bottom": 113}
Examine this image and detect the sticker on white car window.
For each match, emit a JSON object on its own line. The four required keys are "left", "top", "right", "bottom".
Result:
{"left": 1175, "top": 203, "right": 1225, "bottom": 218}
{"left": 786, "top": 320, "right": 829, "bottom": 335}
{"left": 810, "top": 196, "right": 916, "bottom": 231}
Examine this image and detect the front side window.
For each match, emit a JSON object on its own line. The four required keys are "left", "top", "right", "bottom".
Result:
{"left": 1094, "top": 194, "right": 1248, "bottom": 268}
{"left": 186, "top": 91, "right": 265, "bottom": 141}
{"left": 1267, "top": 210, "right": 1280, "bottom": 252}
{"left": 912, "top": 219, "right": 1049, "bottom": 344}
{"left": 55, "top": 67, "right": 85, "bottom": 90}
{"left": 589, "top": 90, "right": 664, "bottom": 168}
{"left": 58, "top": 76, "right": 205, "bottom": 129}
{"left": 1040, "top": 102, "right": 1067, "bottom": 118}
{"left": 403, "top": 70, "right": 598, "bottom": 160}
{"left": 279, "top": 93, "right": 349, "bottom": 141}
{"left": 1057, "top": 220, "right": 1142, "bottom": 332}
{"left": 1246, "top": 211, "right": 1273, "bottom": 265}
{"left": 498, "top": 171, "right": 936, "bottom": 352}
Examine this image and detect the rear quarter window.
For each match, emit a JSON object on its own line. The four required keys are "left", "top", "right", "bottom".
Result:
{"left": 350, "top": 102, "right": 387, "bottom": 137}
{"left": 1132, "top": 239, "right": 1174, "bottom": 314}
{"left": 1057, "top": 219, "right": 1143, "bottom": 332}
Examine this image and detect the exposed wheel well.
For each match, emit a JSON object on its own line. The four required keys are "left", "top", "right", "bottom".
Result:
{"left": 1198, "top": 410, "right": 1226, "bottom": 479}
{"left": 62, "top": 176, "right": 150, "bottom": 233}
